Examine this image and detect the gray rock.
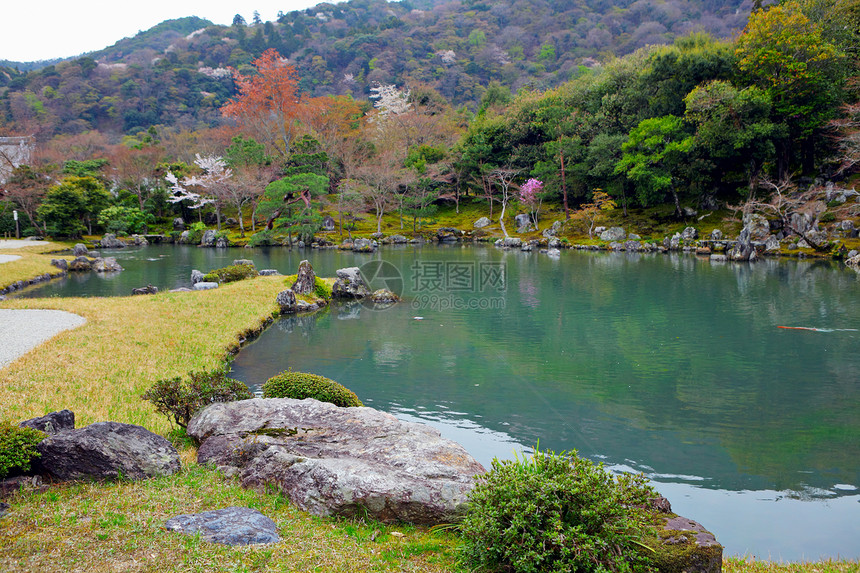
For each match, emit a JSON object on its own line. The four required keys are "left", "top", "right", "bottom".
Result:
{"left": 201, "top": 230, "right": 217, "bottom": 247}
{"left": 599, "top": 227, "right": 626, "bottom": 242}
{"left": 259, "top": 269, "right": 280, "bottom": 276}
{"left": 473, "top": 217, "right": 491, "bottom": 229}
{"left": 669, "top": 234, "right": 681, "bottom": 250}
{"left": 215, "top": 237, "right": 229, "bottom": 248}
{"left": 173, "top": 218, "right": 185, "bottom": 231}
{"left": 389, "top": 234, "right": 409, "bottom": 244}
{"left": 20, "top": 410, "right": 75, "bottom": 435}
{"left": 627, "top": 232, "right": 641, "bottom": 241}
{"left": 352, "top": 238, "right": 376, "bottom": 252}
{"left": 170, "top": 288, "right": 192, "bottom": 293}
{"left": 132, "top": 235, "right": 149, "bottom": 246}
{"left": 546, "top": 248, "right": 561, "bottom": 257}
{"left": 276, "top": 289, "right": 297, "bottom": 313}
{"left": 594, "top": 226, "right": 606, "bottom": 235}
{"left": 710, "top": 254, "right": 727, "bottom": 262}
{"left": 232, "top": 259, "right": 255, "bottom": 267}
{"left": 521, "top": 243, "right": 533, "bottom": 252}
{"left": 370, "top": 232, "right": 384, "bottom": 239}
{"left": 68, "top": 257, "right": 92, "bottom": 272}
{"left": 72, "top": 243, "right": 89, "bottom": 257}
{"left": 371, "top": 288, "right": 399, "bottom": 304}
{"left": 165, "top": 507, "right": 280, "bottom": 546}
{"left": 653, "top": 515, "right": 723, "bottom": 573}
{"left": 681, "top": 207, "right": 697, "bottom": 217}
{"left": 99, "top": 234, "right": 126, "bottom": 249}
{"left": 332, "top": 267, "right": 371, "bottom": 299}
{"left": 51, "top": 259, "right": 68, "bottom": 271}
{"left": 548, "top": 238, "right": 562, "bottom": 248}
{"left": 680, "top": 227, "right": 698, "bottom": 241}
{"left": 515, "top": 214, "right": 533, "bottom": 233}
{"left": 37, "top": 421, "right": 180, "bottom": 481}
{"left": 437, "top": 228, "right": 460, "bottom": 242}
{"left": 191, "top": 270, "right": 205, "bottom": 285}
{"left": 847, "top": 249, "right": 858, "bottom": 259}
{"left": 189, "top": 399, "right": 485, "bottom": 525}
{"left": 321, "top": 216, "right": 336, "bottom": 231}
{"left": 742, "top": 213, "right": 770, "bottom": 240}
{"left": 624, "top": 240, "right": 641, "bottom": 252}
{"left": 710, "top": 229, "right": 723, "bottom": 241}
{"left": 790, "top": 212, "right": 814, "bottom": 234}
{"left": 131, "top": 285, "right": 158, "bottom": 295}
{"left": 765, "top": 235, "right": 780, "bottom": 252}
{"left": 494, "top": 237, "right": 522, "bottom": 248}
{"left": 840, "top": 220, "right": 855, "bottom": 232}
{"left": 179, "top": 230, "right": 190, "bottom": 243}
{"left": 193, "top": 282, "right": 219, "bottom": 291}
{"left": 541, "top": 220, "right": 563, "bottom": 238}
{"left": 729, "top": 227, "right": 754, "bottom": 261}
{"left": 291, "top": 260, "right": 316, "bottom": 295}
{"left": 92, "top": 257, "right": 123, "bottom": 273}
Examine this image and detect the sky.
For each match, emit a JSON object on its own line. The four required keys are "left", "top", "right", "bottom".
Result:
{"left": 1, "top": 1, "right": 339, "bottom": 63}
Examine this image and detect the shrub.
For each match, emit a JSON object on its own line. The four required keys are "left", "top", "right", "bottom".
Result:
{"left": 460, "top": 447, "right": 656, "bottom": 573}
{"left": 202, "top": 264, "right": 259, "bottom": 284}
{"left": 0, "top": 421, "right": 46, "bottom": 478}
{"left": 248, "top": 229, "right": 277, "bottom": 247}
{"left": 186, "top": 221, "right": 207, "bottom": 244}
{"left": 262, "top": 371, "right": 363, "bottom": 407}
{"left": 314, "top": 277, "right": 333, "bottom": 299}
{"left": 141, "top": 368, "right": 252, "bottom": 428}
{"left": 819, "top": 212, "right": 836, "bottom": 223}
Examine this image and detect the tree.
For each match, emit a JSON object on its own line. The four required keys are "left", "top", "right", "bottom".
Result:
{"left": 735, "top": 0, "right": 849, "bottom": 174}
{"left": 224, "top": 136, "right": 274, "bottom": 235}
{"left": 1, "top": 165, "right": 49, "bottom": 236}
{"left": 579, "top": 190, "right": 617, "bottom": 238}
{"left": 221, "top": 49, "right": 305, "bottom": 157}
{"left": 37, "top": 176, "right": 110, "bottom": 238}
{"left": 164, "top": 155, "right": 228, "bottom": 225}
{"left": 490, "top": 167, "right": 521, "bottom": 238}
{"left": 110, "top": 144, "right": 163, "bottom": 210}
{"left": 257, "top": 172, "right": 329, "bottom": 246}
{"left": 519, "top": 178, "right": 544, "bottom": 231}
{"left": 615, "top": 116, "right": 694, "bottom": 216}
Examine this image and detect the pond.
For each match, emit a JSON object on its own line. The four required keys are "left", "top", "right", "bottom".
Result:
{"left": 17, "top": 244, "right": 860, "bottom": 561}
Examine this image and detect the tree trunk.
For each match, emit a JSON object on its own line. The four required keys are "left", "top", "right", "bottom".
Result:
{"left": 801, "top": 135, "right": 815, "bottom": 175}
{"left": 559, "top": 145, "right": 569, "bottom": 220}
{"left": 499, "top": 199, "right": 509, "bottom": 237}
{"left": 237, "top": 204, "right": 245, "bottom": 237}
{"left": 216, "top": 204, "right": 222, "bottom": 231}
{"left": 670, "top": 180, "right": 681, "bottom": 218}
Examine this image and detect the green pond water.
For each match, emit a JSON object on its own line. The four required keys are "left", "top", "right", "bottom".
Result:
{"left": 15, "top": 244, "right": 860, "bottom": 561}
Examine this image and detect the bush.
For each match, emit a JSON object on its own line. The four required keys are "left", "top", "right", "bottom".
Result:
{"left": 0, "top": 421, "right": 46, "bottom": 478}
{"left": 202, "top": 264, "right": 259, "bottom": 284}
{"left": 314, "top": 277, "right": 332, "bottom": 299}
{"left": 141, "top": 368, "right": 252, "bottom": 428}
{"left": 460, "top": 447, "right": 656, "bottom": 573}
{"left": 186, "top": 221, "right": 206, "bottom": 244}
{"left": 248, "top": 229, "right": 277, "bottom": 247}
{"left": 262, "top": 371, "right": 363, "bottom": 407}
{"left": 819, "top": 212, "right": 836, "bottom": 223}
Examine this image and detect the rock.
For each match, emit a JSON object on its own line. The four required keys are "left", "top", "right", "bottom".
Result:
{"left": 72, "top": 243, "right": 89, "bottom": 257}
{"left": 332, "top": 267, "right": 371, "bottom": 299}
{"left": 131, "top": 285, "right": 158, "bottom": 295}
{"left": 681, "top": 206, "right": 697, "bottom": 217}
{"left": 494, "top": 237, "right": 522, "bottom": 248}
{"left": 594, "top": 226, "right": 606, "bottom": 235}
{"left": 370, "top": 232, "right": 384, "bottom": 240}
{"left": 521, "top": 243, "right": 533, "bottom": 252}
{"left": 710, "top": 254, "right": 727, "bottom": 262}
{"left": 259, "top": 269, "right": 280, "bottom": 276}
{"left": 840, "top": 220, "right": 855, "bottom": 232}
{"left": 189, "top": 399, "right": 485, "bottom": 525}
{"left": 92, "top": 257, "right": 123, "bottom": 273}
{"left": 437, "top": 228, "right": 460, "bottom": 242}
{"left": 765, "top": 235, "right": 780, "bottom": 252}
{"left": 232, "top": 259, "right": 255, "bottom": 267}
{"left": 132, "top": 234, "right": 149, "bottom": 246}
{"left": 845, "top": 254, "right": 860, "bottom": 269}
{"left": 20, "top": 410, "right": 75, "bottom": 435}
{"left": 321, "top": 216, "right": 336, "bottom": 231}
{"left": 51, "top": 258, "right": 68, "bottom": 271}
{"left": 165, "top": 507, "right": 280, "bottom": 546}
{"left": 728, "top": 227, "right": 754, "bottom": 261}
{"left": 514, "top": 214, "right": 532, "bottom": 233}
{"left": 68, "top": 256, "right": 92, "bottom": 272}
{"left": 201, "top": 229, "right": 217, "bottom": 247}
{"left": 291, "top": 260, "right": 316, "bottom": 295}
{"left": 276, "top": 289, "right": 297, "bottom": 313}
{"left": 680, "top": 227, "right": 698, "bottom": 241}
{"left": 215, "top": 237, "right": 229, "bottom": 248}
{"left": 473, "top": 217, "right": 491, "bottom": 229}
{"left": 0, "top": 475, "right": 44, "bottom": 499}
{"left": 669, "top": 234, "right": 681, "bottom": 250}
{"left": 624, "top": 240, "right": 641, "bottom": 252}
{"left": 546, "top": 248, "right": 561, "bottom": 257}
{"left": 173, "top": 217, "right": 185, "bottom": 231}
{"left": 99, "top": 234, "right": 126, "bottom": 249}
{"left": 548, "top": 238, "right": 562, "bottom": 248}
{"left": 170, "top": 288, "right": 192, "bottom": 293}
{"left": 790, "top": 212, "right": 814, "bottom": 234}
{"left": 541, "top": 220, "right": 563, "bottom": 238}
{"left": 193, "top": 282, "right": 219, "bottom": 291}
{"left": 627, "top": 232, "right": 641, "bottom": 241}
{"left": 37, "top": 422, "right": 180, "bottom": 481}
{"left": 389, "top": 234, "right": 409, "bottom": 244}
{"left": 191, "top": 270, "right": 205, "bottom": 285}
{"left": 0, "top": 501, "right": 7, "bottom": 517}
{"left": 651, "top": 515, "right": 723, "bottom": 573}
{"left": 371, "top": 288, "right": 399, "bottom": 304}
{"left": 743, "top": 213, "right": 770, "bottom": 240}
{"left": 352, "top": 238, "right": 376, "bottom": 252}
{"left": 710, "top": 229, "right": 723, "bottom": 241}
{"left": 179, "top": 230, "right": 190, "bottom": 243}
{"left": 599, "top": 227, "right": 626, "bottom": 242}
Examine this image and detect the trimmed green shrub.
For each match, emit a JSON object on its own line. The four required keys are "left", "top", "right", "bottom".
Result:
{"left": 461, "top": 447, "right": 656, "bottom": 573}
{"left": 314, "top": 277, "right": 332, "bottom": 299}
{"left": 142, "top": 368, "right": 252, "bottom": 428}
{"left": 186, "top": 222, "right": 207, "bottom": 244}
{"left": 248, "top": 229, "right": 277, "bottom": 247}
{"left": 262, "top": 371, "right": 363, "bottom": 407}
{"left": 202, "top": 264, "right": 259, "bottom": 284}
{"left": 0, "top": 421, "right": 46, "bottom": 478}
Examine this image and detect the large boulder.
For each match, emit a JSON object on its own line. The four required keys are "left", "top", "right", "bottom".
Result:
{"left": 352, "top": 238, "right": 376, "bottom": 252}
{"left": 72, "top": 243, "right": 89, "bottom": 257}
{"left": 99, "top": 234, "right": 126, "bottom": 249}
{"left": 728, "top": 227, "right": 755, "bottom": 261}
{"left": 188, "top": 398, "right": 486, "bottom": 525}
{"left": 20, "top": 410, "right": 75, "bottom": 435}
{"left": 201, "top": 229, "right": 217, "bottom": 247}
{"left": 514, "top": 214, "right": 532, "bottom": 233}
{"left": 291, "top": 260, "right": 316, "bottom": 295}
{"left": 651, "top": 514, "right": 723, "bottom": 573}
{"left": 191, "top": 270, "right": 205, "bottom": 285}
{"left": 332, "top": 267, "right": 371, "bottom": 299}
{"left": 131, "top": 285, "right": 158, "bottom": 295}
{"left": 494, "top": 237, "right": 522, "bottom": 249}
{"left": 36, "top": 421, "right": 180, "bottom": 481}
{"left": 742, "top": 213, "right": 770, "bottom": 240}
{"left": 132, "top": 234, "right": 149, "bottom": 246}
{"left": 165, "top": 507, "right": 280, "bottom": 546}
{"left": 599, "top": 227, "right": 626, "bottom": 242}
{"left": 92, "top": 257, "right": 123, "bottom": 273}
{"left": 473, "top": 217, "right": 491, "bottom": 229}
{"left": 680, "top": 227, "right": 698, "bottom": 242}
{"left": 68, "top": 256, "right": 92, "bottom": 272}
{"left": 276, "top": 289, "right": 297, "bottom": 313}
{"left": 51, "top": 258, "right": 69, "bottom": 271}
{"left": 321, "top": 215, "right": 336, "bottom": 231}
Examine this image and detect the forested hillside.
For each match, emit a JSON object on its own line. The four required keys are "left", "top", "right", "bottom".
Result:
{"left": 0, "top": 0, "right": 751, "bottom": 139}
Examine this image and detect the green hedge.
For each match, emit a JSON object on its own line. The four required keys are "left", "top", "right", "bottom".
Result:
{"left": 262, "top": 371, "right": 363, "bottom": 407}
{"left": 0, "top": 421, "right": 46, "bottom": 478}
{"left": 202, "top": 264, "right": 259, "bottom": 284}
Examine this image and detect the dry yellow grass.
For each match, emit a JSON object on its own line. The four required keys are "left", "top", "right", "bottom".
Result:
{"left": 0, "top": 242, "right": 73, "bottom": 291}
{"left": 0, "top": 277, "right": 286, "bottom": 432}
{"left": 724, "top": 557, "right": 860, "bottom": 573}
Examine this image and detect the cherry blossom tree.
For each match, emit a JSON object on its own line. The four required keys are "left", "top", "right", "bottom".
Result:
{"left": 519, "top": 178, "right": 544, "bottom": 231}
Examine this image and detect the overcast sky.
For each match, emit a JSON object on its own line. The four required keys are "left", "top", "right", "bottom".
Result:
{"left": 1, "top": 1, "right": 340, "bottom": 63}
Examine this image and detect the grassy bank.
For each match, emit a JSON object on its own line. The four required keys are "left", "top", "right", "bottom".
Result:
{"left": 0, "top": 242, "right": 72, "bottom": 292}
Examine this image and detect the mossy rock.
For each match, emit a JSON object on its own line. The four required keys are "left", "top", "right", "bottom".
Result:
{"left": 640, "top": 515, "right": 723, "bottom": 573}
{"left": 202, "top": 264, "right": 259, "bottom": 284}
{"left": 262, "top": 371, "right": 363, "bottom": 407}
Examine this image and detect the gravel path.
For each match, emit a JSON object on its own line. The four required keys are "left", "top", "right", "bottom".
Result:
{"left": 0, "top": 310, "right": 86, "bottom": 370}
{"left": 0, "top": 254, "right": 22, "bottom": 264}
{"left": 0, "top": 238, "right": 58, "bottom": 249}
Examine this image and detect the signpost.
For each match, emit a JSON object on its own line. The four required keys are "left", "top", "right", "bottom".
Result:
{"left": 13, "top": 209, "right": 19, "bottom": 239}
